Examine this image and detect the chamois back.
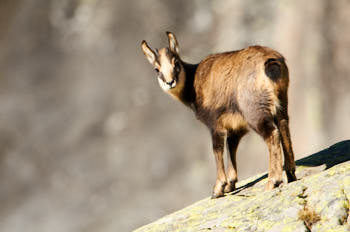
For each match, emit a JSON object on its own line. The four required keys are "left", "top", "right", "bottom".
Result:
{"left": 193, "top": 46, "right": 288, "bottom": 135}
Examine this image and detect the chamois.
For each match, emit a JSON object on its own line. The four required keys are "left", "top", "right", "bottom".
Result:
{"left": 141, "top": 32, "right": 297, "bottom": 198}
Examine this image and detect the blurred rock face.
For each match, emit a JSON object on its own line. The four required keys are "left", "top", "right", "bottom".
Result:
{"left": 0, "top": 0, "right": 349, "bottom": 231}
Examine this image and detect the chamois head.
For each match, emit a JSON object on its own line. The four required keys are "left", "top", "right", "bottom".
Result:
{"left": 141, "top": 32, "right": 185, "bottom": 95}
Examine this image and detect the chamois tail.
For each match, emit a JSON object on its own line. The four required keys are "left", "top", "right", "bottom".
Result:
{"left": 264, "top": 58, "right": 286, "bottom": 82}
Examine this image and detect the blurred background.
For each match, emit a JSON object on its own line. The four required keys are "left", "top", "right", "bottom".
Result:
{"left": 0, "top": 0, "right": 349, "bottom": 231}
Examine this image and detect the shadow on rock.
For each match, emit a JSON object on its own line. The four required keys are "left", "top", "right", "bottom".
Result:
{"left": 296, "top": 140, "right": 350, "bottom": 169}
{"left": 232, "top": 140, "right": 350, "bottom": 195}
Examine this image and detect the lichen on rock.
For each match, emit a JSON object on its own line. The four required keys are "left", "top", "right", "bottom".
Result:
{"left": 134, "top": 140, "right": 350, "bottom": 232}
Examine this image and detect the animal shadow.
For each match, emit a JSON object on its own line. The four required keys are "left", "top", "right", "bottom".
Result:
{"left": 232, "top": 140, "right": 350, "bottom": 195}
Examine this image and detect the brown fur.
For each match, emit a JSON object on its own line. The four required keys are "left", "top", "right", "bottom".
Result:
{"left": 141, "top": 32, "right": 297, "bottom": 198}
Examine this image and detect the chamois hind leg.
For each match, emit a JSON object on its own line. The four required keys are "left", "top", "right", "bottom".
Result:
{"left": 264, "top": 126, "right": 284, "bottom": 190}
{"left": 247, "top": 115, "right": 283, "bottom": 190}
{"left": 276, "top": 112, "right": 297, "bottom": 182}
{"left": 211, "top": 131, "right": 227, "bottom": 198}
{"left": 224, "top": 130, "right": 246, "bottom": 193}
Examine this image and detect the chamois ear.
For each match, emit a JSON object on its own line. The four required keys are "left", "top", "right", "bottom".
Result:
{"left": 166, "top": 31, "right": 179, "bottom": 55}
{"left": 141, "top": 40, "right": 157, "bottom": 65}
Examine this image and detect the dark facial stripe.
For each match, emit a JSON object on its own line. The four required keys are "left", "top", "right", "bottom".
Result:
{"left": 158, "top": 72, "right": 165, "bottom": 82}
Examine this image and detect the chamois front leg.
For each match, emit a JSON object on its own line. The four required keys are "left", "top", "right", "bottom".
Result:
{"left": 225, "top": 131, "right": 245, "bottom": 193}
{"left": 211, "top": 132, "right": 227, "bottom": 199}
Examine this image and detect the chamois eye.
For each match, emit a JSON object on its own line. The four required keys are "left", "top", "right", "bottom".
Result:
{"left": 174, "top": 60, "right": 180, "bottom": 72}
{"left": 154, "top": 68, "right": 159, "bottom": 73}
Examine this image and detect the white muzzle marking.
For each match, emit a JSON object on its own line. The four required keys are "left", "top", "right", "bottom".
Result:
{"left": 158, "top": 78, "right": 172, "bottom": 91}
{"left": 170, "top": 80, "right": 176, "bottom": 88}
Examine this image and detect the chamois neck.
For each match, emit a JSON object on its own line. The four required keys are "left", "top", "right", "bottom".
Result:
{"left": 179, "top": 61, "right": 198, "bottom": 107}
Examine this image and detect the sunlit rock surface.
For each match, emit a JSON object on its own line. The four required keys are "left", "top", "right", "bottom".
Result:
{"left": 135, "top": 141, "right": 350, "bottom": 232}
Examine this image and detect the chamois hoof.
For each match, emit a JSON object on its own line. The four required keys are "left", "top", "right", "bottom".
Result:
{"left": 211, "top": 191, "right": 225, "bottom": 199}
{"left": 211, "top": 181, "right": 226, "bottom": 199}
{"left": 286, "top": 170, "right": 297, "bottom": 183}
{"left": 224, "top": 180, "right": 236, "bottom": 193}
{"left": 265, "top": 179, "right": 283, "bottom": 191}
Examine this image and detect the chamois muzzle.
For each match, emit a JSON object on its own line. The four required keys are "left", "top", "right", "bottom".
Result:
{"left": 167, "top": 79, "right": 176, "bottom": 88}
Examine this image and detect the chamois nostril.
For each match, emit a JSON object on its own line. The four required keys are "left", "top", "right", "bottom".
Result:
{"left": 167, "top": 80, "right": 175, "bottom": 87}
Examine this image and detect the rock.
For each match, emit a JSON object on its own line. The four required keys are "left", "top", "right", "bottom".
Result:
{"left": 133, "top": 140, "right": 350, "bottom": 232}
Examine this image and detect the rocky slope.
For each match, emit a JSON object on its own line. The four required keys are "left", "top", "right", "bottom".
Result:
{"left": 134, "top": 140, "right": 350, "bottom": 232}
